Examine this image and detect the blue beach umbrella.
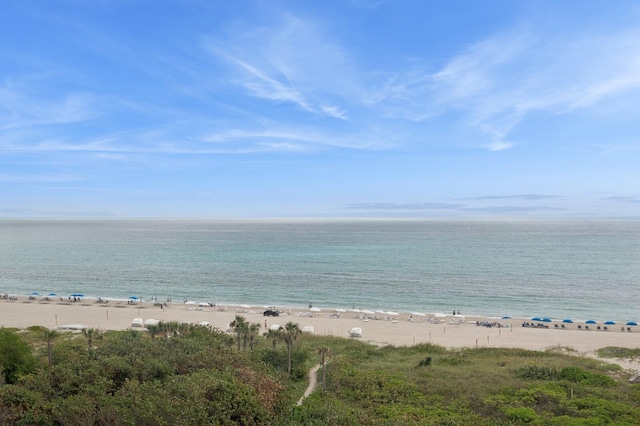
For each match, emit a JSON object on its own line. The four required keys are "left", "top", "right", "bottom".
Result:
{"left": 129, "top": 296, "right": 140, "bottom": 301}
{"left": 626, "top": 321, "right": 638, "bottom": 326}
{"left": 48, "top": 293, "right": 57, "bottom": 297}
{"left": 604, "top": 321, "right": 616, "bottom": 325}
{"left": 31, "top": 292, "right": 40, "bottom": 296}
{"left": 585, "top": 320, "right": 597, "bottom": 324}
{"left": 562, "top": 319, "right": 574, "bottom": 323}
{"left": 542, "top": 318, "right": 552, "bottom": 323}
{"left": 531, "top": 317, "right": 542, "bottom": 322}
{"left": 501, "top": 316, "right": 512, "bottom": 319}
{"left": 70, "top": 293, "right": 84, "bottom": 297}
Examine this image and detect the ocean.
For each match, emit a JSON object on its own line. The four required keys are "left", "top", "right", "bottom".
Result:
{"left": 1, "top": 219, "right": 639, "bottom": 323}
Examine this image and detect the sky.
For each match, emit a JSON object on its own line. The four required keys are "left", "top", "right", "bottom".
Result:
{"left": 2, "top": 1, "right": 640, "bottom": 219}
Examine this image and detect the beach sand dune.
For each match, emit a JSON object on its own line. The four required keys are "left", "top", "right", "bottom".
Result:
{"left": 2, "top": 300, "right": 640, "bottom": 370}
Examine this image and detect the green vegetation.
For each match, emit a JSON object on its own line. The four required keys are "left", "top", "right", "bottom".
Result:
{"left": 1, "top": 322, "right": 639, "bottom": 425}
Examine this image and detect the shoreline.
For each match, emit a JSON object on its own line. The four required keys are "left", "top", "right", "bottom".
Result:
{"left": 2, "top": 297, "right": 640, "bottom": 371}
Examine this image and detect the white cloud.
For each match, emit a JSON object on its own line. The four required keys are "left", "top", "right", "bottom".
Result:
{"left": 368, "top": 23, "right": 640, "bottom": 151}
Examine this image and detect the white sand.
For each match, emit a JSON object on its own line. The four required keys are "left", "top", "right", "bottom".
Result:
{"left": 2, "top": 299, "right": 640, "bottom": 370}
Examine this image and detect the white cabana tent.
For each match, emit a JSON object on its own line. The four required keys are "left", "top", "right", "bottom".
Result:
{"left": 350, "top": 327, "right": 362, "bottom": 338}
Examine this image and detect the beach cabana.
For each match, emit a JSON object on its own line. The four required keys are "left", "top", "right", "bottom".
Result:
{"left": 131, "top": 318, "right": 144, "bottom": 328}
{"left": 302, "top": 325, "right": 314, "bottom": 334}
{"left": 350, "top": 327, "right": 362, "bottom": 338}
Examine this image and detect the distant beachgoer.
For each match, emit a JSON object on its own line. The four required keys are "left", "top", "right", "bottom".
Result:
{"left": 309, "top": 302, "right": 313, "bottom": 309}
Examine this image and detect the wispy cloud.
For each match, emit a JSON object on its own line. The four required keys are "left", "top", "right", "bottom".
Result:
{"left": 603, "top": 195, "right": 640, "bottom": 204}
{"left": 203, "top": 15, "right": 354, "bottom": 121}
{"left": 370, "top": 23, "right": 640, "bottom": 151}
{"left": 466, "top": 194, "right": 564, "bottom": 201}
{"left": 344, "top": 201, "right": 566, "bottom": 215}
{"left": 0, "top": 172, "right": 82, "bottom": 183}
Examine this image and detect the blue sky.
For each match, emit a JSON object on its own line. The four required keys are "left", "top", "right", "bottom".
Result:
{"left": 2, "top": 1, "right": 640, "bottom": 218}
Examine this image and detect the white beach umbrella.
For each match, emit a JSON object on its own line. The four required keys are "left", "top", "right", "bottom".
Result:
{"left": 411, "top": 312, "right": 427, "bottom": 317}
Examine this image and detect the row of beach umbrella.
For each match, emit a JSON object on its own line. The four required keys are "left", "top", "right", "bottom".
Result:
{"left": 30, "top": 292, "right": 143, "bottom": 301}
{"left": 531, "top": 317, "right": 637, "bottom": 326}
{"left": 31, "top": 292, "right": 85, "bottom": 297}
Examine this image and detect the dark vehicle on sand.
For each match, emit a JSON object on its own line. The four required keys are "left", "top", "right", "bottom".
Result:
{"left": 263, "top": 307, "right": 280, "bottom": 316}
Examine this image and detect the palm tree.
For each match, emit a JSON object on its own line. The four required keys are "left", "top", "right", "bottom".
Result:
{"left": 264, "top": 328, "right": 280, "bottom": 348}
{"left": 229, "top": 315, "right": 249, "bottom": 351}
{"left": 146, "top": 323, "right": 161, "bottom": 339}
{"left": 318, "top": 346, "right": 333, "bottom": 390}
{"left": 281, "top": 322, "right": 301, "bottom": 374}
{"left": 82, "top": 328, "right": 103, "bottom": 359}
{"left": 42, "top": 329, "right": 59, "bottom": 368}
{"left": 248, "top": 322, "right": 261, "bottom": 350}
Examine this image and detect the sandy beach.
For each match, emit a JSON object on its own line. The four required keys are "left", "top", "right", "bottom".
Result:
{"left": 2, "top": 298, "right": 640, "bottom": 370}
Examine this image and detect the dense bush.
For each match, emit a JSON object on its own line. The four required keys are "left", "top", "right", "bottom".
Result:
{"left": 1, "top": 326, "right": 639, "bottom": 424}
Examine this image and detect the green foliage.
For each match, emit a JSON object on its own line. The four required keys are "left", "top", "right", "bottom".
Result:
{"left": 596, "top": 346, "right": 640, "bottom": 359}
{"left": 417, "top": 356, "right": 432, "bottom": 367}
{"left": 0, "top": 325, "right": 286, "bottom": 424}
{"left": 0, "top": 328, "right": 38, "bottom": 384}
{"left": 502, "top": 406, "right": 540, "bottom": 423}
{"left": 559, "top": 366, "right": 616, "bottom": 387}
{"left": 1, "top": 324, "right": 639, "bottom": 424}
{"left": 514, "top": 365, "right": 559, "bottom": 380}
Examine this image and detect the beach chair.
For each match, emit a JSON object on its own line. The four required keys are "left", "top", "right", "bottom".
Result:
{"left": 577, "top": 325, "right": 582, "bottom": 330}
{"left": 628, "top": 327, "right": 632, "bottom": 332}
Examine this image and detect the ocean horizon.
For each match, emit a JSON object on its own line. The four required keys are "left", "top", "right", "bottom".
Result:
{"left": 1, "top": 218, "right": 639, "bottom": 323}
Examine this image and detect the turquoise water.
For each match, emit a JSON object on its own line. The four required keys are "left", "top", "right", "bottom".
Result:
{"left": 1, "top": 219, "right": 639, "bottom": 322}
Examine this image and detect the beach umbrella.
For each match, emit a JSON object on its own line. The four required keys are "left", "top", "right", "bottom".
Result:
{"left": 47, "top": 292, "right": 57, "bottom": 297}
{"left": 411, "top": 312, "right": 427, "bottom": 317}
{"left": 70, "top": 293, "right": 84, "bottom": 297}
{"left": 541, "top": 318, "right": 552, "bottom": 323}
{"left": 604, "top": 320, "right": 616, "bottom": 325}
{"left": 531, "top": 317, "right": 542, "bottom": 322}
{"left": 626, "top": 321, "right": 638, "bottom": 326}
{"left": 562, "top": 319, "right": 573, "bottom": 323}
{"left": 501, "top": 316, "right": 512, "bottom": 319}
{"left": 585, "top": 320, "right": 597, "bottom": 324}
{"left": 31, "top": 292, "right": 40, "bottom": 296}
{"left": 129, "top": 296, "right": 139, "bottom": 300}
